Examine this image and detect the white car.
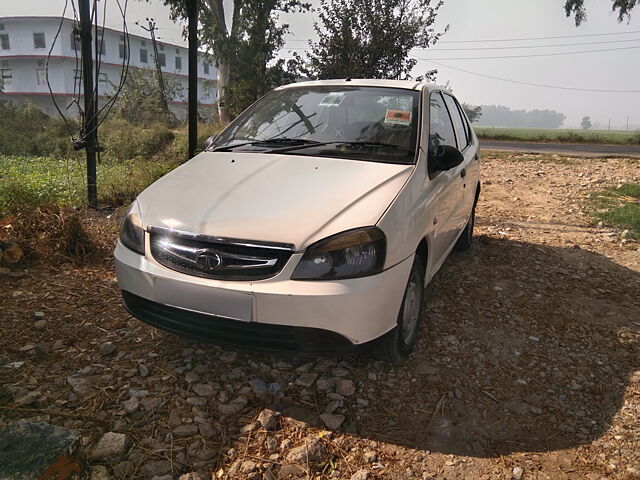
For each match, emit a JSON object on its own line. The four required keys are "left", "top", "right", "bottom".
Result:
{"left": 114, "top": 79, "right": 480, "bottom": 361}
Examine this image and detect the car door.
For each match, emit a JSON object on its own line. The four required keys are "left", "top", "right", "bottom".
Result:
{"left": 442, "top": 92, "right": 477, "bottom": 222}
{"left": 426, "top": 91, "right": 467, "bottom": 266}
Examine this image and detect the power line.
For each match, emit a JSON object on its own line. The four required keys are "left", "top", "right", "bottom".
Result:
{"left": 425, "top": 60, "right": 640, "bottom": 93}
{"left": 423, "top": 37, "right": 640, "bottom": 51}
{"left": 416, "top": 44, "right": 640, "bottom": 60}
{"left": 438, "top": 30, "right": 640, "bottom": 43}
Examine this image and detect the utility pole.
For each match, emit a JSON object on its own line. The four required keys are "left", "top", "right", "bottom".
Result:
{"left": 138, "top": 18, "right": 170, "bottom": 120}
{"left": 187, "top": 0, "right": 199, "bottom": 159}
{"left": 77, "top": 0, "right": 98, "bottom": 208}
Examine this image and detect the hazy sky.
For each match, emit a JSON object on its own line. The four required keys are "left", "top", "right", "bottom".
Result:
{"left": 3, "top": 0, "right": 639, "bottom": 129}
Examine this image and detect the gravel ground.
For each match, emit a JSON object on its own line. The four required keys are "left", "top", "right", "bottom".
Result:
{"left": 1, "top": 152, "right": 639, "bottom": 480}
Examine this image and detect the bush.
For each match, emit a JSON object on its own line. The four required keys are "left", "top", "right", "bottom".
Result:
{"left": 99, "top": 117, "right": 175, "bottom": 161}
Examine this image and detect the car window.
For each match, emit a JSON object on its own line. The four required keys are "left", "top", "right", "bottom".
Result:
{"left": 214, "top": 86, "right": 421, "bottom": 164}
{"left": 454, "top": 97, "right": 472, "bottom": 146}
{"left": 429, "top": 92, "right": 457, "bottom": 154}
{"left": 443, "top": 93, "right": 469, "bottom": 150}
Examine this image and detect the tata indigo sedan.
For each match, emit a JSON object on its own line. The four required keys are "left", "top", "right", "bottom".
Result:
{"left": 115, "top": 79, "right": 480, "bottom": 361}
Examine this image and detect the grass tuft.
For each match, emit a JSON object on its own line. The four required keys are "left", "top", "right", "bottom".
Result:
{"left": 589, "top": 183, "right": 640, "bottom": 237}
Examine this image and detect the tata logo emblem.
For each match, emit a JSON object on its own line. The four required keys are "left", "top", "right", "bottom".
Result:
{"left": 196, "top": 250, "right": 223, "bottom": 271}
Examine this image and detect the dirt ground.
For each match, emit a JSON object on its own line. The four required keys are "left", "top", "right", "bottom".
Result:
{"left": 1, "top": 152, "right": 639, "bottom": 480}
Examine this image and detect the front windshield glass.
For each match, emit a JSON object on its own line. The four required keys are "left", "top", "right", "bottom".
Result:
{"left": 212, "top": 86, "right": 421, "bottom": 164}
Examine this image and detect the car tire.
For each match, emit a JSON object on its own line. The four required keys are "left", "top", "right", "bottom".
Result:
{"left": 454, "top": 203, "right": 476, "bottom": 252}
{"left": 375, "top": 253, "right": 426, "bottom": 363}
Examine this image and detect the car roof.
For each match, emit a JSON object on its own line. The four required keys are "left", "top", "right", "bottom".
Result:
{"left": 277, "top": 78, "right": 446, "bottom": 92}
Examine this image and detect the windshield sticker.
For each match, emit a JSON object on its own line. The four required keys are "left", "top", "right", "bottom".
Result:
{"left": 319, "top": 92, "right": 345, "bottom": 107}
{"left": 384, "top": 109, "right": 412, "bottom": 126}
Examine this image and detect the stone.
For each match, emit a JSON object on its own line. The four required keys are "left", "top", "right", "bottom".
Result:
{"left": 240, "top": 460, "right": 257, "bottom": 473}
{"left": 14, "top": 390, "right": 41, "bottom": 406}
{"left": 179, "top": 473, "right": 203, "bottom": 480}
{"left": 196, "top": 447, "right": 216, "bottom": 461}
{"left": 512, "top": 466, "right": 524, "bottom": 480}
{"left": 173, "top": 424, "right": 199, "bottom": 438}
{"left": 363, "top": 451, "right": 377, "bottom": 463}
{"left": 90, "top": 465, "right": 111, "bottom": 480}
{"left": 138, "top": 364, "right": 149, "bottom": 377}
{"left": 219, "top": 351, "right": 237, "bottom": 363}
{"left": 123, "top": 397, "right": 139, "bottom": 414}
{"left": 295, "top": 373, "right": 318, "bottom": 388}
{"left": 139, "top": 460, "right": 171, "bottom": 478}
{"left": 249, "top": 378, "right": 268, "bottom": 394}
{"left": 528, "top": 336, "right": 540, "bottom": 342}
{"left": 113, "top": 461, "right": 134, "bottom": 478}
{"left": 184, "top": 371, "right": 199, "bottom": 383}
{"left": 324, "top": 400, "right": 341, "bottom": 414}
{"left": 34, "top": 311, "right": 45, "bottom": 319}
{"left": 218, "top": 396, "right": 248, "bottom": 416}
{"left": 240, "top": 422, "right": 260, "bottom": 434}
{"left": 199, "top": 422, "right": 215, "bottom": 438}
{"left": 319, "top": 413, "right": 345, "bottom": 431}
{"left": 0, "top": 420, "right": 83, "bottom": 479}
{"left": 335, "top": 379, "right": 356, "bottom": 397}
{"left": 33, "top": 320, "right": 47, "bottom": 330}
{"left": 257, "top": 409, "right": 279, "bottom": 430}
{"left": 267, "top": 382, "right": 281, "bottom": 395}
{"left": 99, "top": 343, "right": 116, "bottom": 357}
{"left": 350, "top": 469, "right": 370, "bottom": 480}
{"left": 90, "top": 432, "right": 128, "bottom": 460}
{"left": 192, "top": 383, "right": 214, "bottom": 397}
{"left": 285, "top": 438, "right": 326, "bottom": 463}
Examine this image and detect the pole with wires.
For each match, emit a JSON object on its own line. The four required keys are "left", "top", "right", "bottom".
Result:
{"left": 78, "top": 0, "right": 98, "bottom": 208}
{"left": 187, "top": 0, "right": 199, "bottom": 159}
{"left": 139, "top": 18, "right": 170, "bottom": 120}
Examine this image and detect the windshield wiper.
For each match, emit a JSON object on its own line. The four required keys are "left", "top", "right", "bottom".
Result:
{"left": 210, "top": 138, "right": 321, "bottom": 152}
{"left": 267, "top": 141, "right": 414, "bottom": 155}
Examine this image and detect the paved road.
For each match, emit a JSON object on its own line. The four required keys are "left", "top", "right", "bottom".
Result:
{"left": 480, "top": 140, "right": 640, "bottom": 158}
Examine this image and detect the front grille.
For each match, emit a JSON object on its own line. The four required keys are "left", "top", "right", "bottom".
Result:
{"left": 149, "top": 227, "right": 294, "bottom": 281}
{"left": 122, "top": 291, "right": 356, "bottom": 353}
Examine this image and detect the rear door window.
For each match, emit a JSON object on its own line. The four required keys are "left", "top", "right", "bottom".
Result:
{"left": 429, "top": 92, "right": 457, "bottom": 153}
{"left": 443, "top": 93, "right": 469, "bottom": 151}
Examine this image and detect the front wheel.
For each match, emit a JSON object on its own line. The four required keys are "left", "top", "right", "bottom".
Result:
{"left": 375, "top": 254, "right": 426, "bottom": 363}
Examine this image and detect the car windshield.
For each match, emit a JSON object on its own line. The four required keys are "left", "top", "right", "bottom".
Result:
{"left": 212, "top": 86, "right": 421, "bottom": 164}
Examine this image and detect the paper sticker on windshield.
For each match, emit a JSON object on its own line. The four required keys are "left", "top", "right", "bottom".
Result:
{"left": 384, "top": 110, "right": 412, "bottom": 126}
{"left": 319, "top": 92, "right": 345, "bottom": 107}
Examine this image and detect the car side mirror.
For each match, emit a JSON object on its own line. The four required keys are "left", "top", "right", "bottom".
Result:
{"left": 429, "top": 145, "right": 464, "bottom": 172}
{"left": 203, "top": 135, "right": 216, "bottom": 151}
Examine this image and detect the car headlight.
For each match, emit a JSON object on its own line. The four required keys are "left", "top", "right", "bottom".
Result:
{"left": 119, "top": 203, "right": 145, "bottom": 255}
{"left": 292, "top": 227, "right": 386, "bottom": 280}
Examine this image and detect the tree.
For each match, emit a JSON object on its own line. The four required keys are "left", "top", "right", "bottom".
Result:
{"left": 163, "top": 0, "right": 309, "bottom": 122}
{"left": 463, "top": 104, "right": 482, "bottom": 123}
{"left": 581, "top": 116, "right": 592, "bottom": 130}
{"left": 304, "top": 0, "right": 447, "bottom": 80}
{"left": 565, "top": 0, "right": 637, "bottom": 25}
{"left": 110, "top": 68, "right": 183, "bottom": 126}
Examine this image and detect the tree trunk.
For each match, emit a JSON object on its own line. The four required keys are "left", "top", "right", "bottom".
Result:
{"left": 216, "top": 58, "right": 231, "bottom": 123}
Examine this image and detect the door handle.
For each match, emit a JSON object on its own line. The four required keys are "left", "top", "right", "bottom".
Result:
{"left": 460, "top": 168, "right": 467, "bottom": 178}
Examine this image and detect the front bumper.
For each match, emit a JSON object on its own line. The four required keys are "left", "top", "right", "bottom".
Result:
{"left": 114, "top": 240, "right": 414, "bottom": 349}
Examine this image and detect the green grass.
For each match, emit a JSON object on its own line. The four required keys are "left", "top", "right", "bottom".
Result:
{"left": 0, "top": 155, "right": 179, "bottom": 215}
{"left": 589, "top": 183, "right": 640, "bottom": 237}
{"left": 474, "top": 126, "right": 640, "bottom": 145}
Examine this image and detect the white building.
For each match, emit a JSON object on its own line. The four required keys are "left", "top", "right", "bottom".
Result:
{"left": 0, "top": 16, "right": 217, "bottom": 119}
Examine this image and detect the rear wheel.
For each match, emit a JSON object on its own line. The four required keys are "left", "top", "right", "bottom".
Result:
{"left": 454, "top": 203, "right": 476, "bottom": 252}
{"left": 376, "top": 254, "right": 426, "bottom": 363}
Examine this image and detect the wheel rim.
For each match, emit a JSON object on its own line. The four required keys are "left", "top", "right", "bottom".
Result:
{"left": 401, "top": 274, "right": 421, "bottom": 344}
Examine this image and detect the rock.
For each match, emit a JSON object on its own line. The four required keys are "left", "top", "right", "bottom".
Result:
{"left": 285, "top": 438, "right": 326, "bottom": 463}
{"left": 335, "top": 379, "right": 356, "bottom": 396}
{"left": 240, "top": 460, "right": 257, "bottom": 473}
{"left": 129, "top": 389, "right": 149, "bottom": 398}
{"left": 179, "top": 473, "right": 203, "bottom": 480}
{"left": 528, "top": 336, "right": 540, "bottom": 342}
{"left": 184, "top": 371, "right": 199, "bottom": 383}
{"left": 249, "top": 378, "right": 268, "bottom": 397}
{"left": 295, "top": 373, "right": 318, "bottom": 388}
{"left": 123, "top": 397, "right": 139, "bottom": 414}
{"left": 363, "top": 451, "right": 377, "bottom": 463}
{"left": 14, "top": 390, "right": 41, "bottom": 406}
{"left": 196, "top": 447, "right": 216, "bottom": 461}
{"left": 350, "top": 469, "right": 370, "bottom": 480}
{"left": 240, "top": 422, "right": 260, "bottom": 434}
{"left": 332, "top": 368, "right": 349, "bottom": 377}
{"left": 192, "top": 383, "right": 214, "bottom": 397}
{"left": 324, "top": 400, "right": 341, "bottom": 414}
{"left": 138, "top": 364, "right": 149, "bottom": 377}
{"left": 265, "top": 436, "right": 279, "bottom": 452}
{"left": 0, "top": 420, "right": 83, "bottom": 479}
{"left": 33, "top": 320, "right": 47, "bottom": 330}
{"left": 218, "top": 396, "right": 248, "bottom": 416}
{"left": 34, "top": 311, "right": 45, "bottom": 319}
{"left": 90, "top": 432, "right": 128, "bottom": 460}
{"left": 316, "top": 377, "right": 335, "bottom": 391}
{"left": 139, "top": 460, "right": 171, "bottom": 478}
{"left": 258, "top": 408, "right": 280, "bottom": 430}
{"left": 91, "top": 465, "right": 111, "bottom": 480}
{"left": 99, "top": 343, "right": 116, "bottom": 357}
{"left": 2, "top": 241, "right": 23, "bottom": 264}
{"left": 278, "top": 465, "right": 306, "bottom": 478}
{"left": 320, "top": 413, "right": 345, "bottom": 431}
{"left": 173, "top": 424, "right": 199, "bottom": 438}
{"left": 512, "top": 466, "right": 524, "bottom": 480}
{"left": 113, "top": 461, "right": 134, "bottom": 478}
{"left": 198, "top": 422, "right": 215, "bottom": 438}
{"left": 219, "top": 351, "right": 237, "bottom": 363}
{"left": 267, "top": 382, "right": 281, "bottom": 395}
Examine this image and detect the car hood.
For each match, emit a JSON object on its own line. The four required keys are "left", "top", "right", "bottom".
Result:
{"left": 136, "top": 151, "right": 413, "bottom": 250}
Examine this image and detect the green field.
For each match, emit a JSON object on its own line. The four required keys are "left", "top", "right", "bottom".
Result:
{"left": 474, "top": 126, "right": 640, "bottom": 145}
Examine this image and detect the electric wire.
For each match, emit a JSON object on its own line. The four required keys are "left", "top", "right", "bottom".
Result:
{"left": 415, "top": 44, "right": 640, "bottom": 60}
{"left": 422, "top": 37, "right": 640, "bottom": 51}
{"left": 436, "top": 30, "right": 640, "bottom": 43}
{"left": 424, "top": 60, "right": 640, "bottom": 93}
